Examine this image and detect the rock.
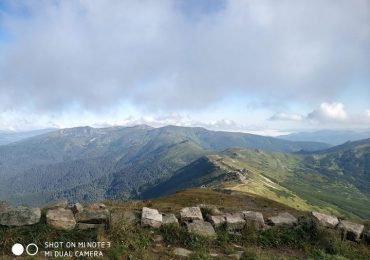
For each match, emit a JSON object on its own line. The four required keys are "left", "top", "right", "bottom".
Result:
{"left": 0, "top": 201, "right": 10, "bottom": 213}
{"left": 71, "top": 203, "right": 84, "bottom": 214}
{"left": 242, "top": 211, "right": 265, "bottom": 230}
{"left": 228, "top": 251, "right": 244, "bottom": 259}
{"left": 141, "top": 207, "right": 162, "bottom": 228}
{"left": 209, "top": 215, "right": 226, "bottom": 227}
{"left": 267, "top": 212, "right": 297, "bottom": 226}
{"left": 111, "top": 210, "right": 138, "bottom": 226}
{"left": 338, "top": 220, "right": 364, "bottom": 242}
{"left": 46, "top": 208, "right": 76, "bottom": 230}
{"left": 77, "top": 223, "right": 104, "bottom": 230}
{"left": 85, "top": 203, "right": 106, "bottom": 210}
{"left": 311, "top": 211, "right": 339, "bottom": 228}
{"left": 187, "top": 220, "right": 216, "bottom": 237}
{"left": 180, "top": 207, "right": 203, "bottom": 221}
{"left": 42, "top": 200, "right": 68, "bottom": 210}
{"left": 76, "top": 209, "right": 109, "bottom": 224}
{"left": 174, "top": 247, "right": 192, "bottom": 257}
{"left": 225, "top": 213, "right": 245, "bottom": 231}
{"left": 162, "top": 213, "right": 179, "bottom": 226}
{"left": 153, "top": 234, "right": 164, "bottom": 242}
{"left": 197, "top": 204, "right": 222, "bottom": 215}
{"left": 0, "top": 207, "right": 41, "bottom": 226}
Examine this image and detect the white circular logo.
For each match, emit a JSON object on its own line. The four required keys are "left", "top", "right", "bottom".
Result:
{"left": 26, "top": 243, "right": 39, "bottom": 256}
{"left": 11, "top": 243, "right": 24, "bottom": 256}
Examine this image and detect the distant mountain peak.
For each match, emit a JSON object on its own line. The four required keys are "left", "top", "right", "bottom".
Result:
{"left": 279, "top": 129, "right": 370, "bottom": 146}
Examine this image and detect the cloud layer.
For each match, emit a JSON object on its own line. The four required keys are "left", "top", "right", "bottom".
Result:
{"left": 0, "top": 0, "right": 369, "bottom": 114}
{"left": 270, "top": 102, "right": 370, "bottom": 127}
{"left": 307, "top": 102, "right": 348, "bottom": 122}
{"left": 269, "top": 113, "right": 304, "bottom": 121}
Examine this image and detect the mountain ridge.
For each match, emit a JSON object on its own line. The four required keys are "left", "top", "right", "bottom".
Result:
{"left": 1, "top": 125, "right": 368, "bottom": 220}
{"left": 279, "top": 129, "right": 370, "bottom": 146}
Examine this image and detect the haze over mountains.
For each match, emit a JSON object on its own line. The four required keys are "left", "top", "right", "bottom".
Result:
{"left": 279, "top": 129, "right": 370, "bottom": 146}
{"left": 0, "top": 125, "right": 369, "bottom": 219}
{"left": 0, "top": 128, "right": 56, "bottom": 145}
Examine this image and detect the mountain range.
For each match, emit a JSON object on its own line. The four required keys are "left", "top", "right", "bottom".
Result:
{"left": 0, "top": 125, "right": 369, "bottom": 219}
{"left": 0, "top": 128, "right": 56, "bottom": 145}
{"left": 279, "top": 129, "right": 370, "bottom": 145}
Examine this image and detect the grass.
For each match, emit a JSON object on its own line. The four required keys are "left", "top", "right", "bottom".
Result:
{"left": 1, "top": 189, "right": 369, "bottom": 259}
{"left": 0, "top": 215, "right": 98, "bottom": 257}
{"left": 160, "top": 224, "right": 211, "bottom": 251}
{"left": 106, "top": 217, "right": 155, "bottom": 259}
{"left": 217, "top": 148, "right": 370, "bottom": 219}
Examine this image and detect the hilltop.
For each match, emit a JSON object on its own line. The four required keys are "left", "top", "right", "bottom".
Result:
{"left": 143, "top": 138, "right": 370, "bottom": 219}
{"left": 0, "top": 125, "right": 369, "bottom": 221}
{"left": 1, "top": 189, "right": 369, "bottom": 259}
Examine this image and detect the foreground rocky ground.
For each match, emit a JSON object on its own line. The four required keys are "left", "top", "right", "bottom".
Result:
{"left": 1, "top": 189, "right": 370, "bottom": 259}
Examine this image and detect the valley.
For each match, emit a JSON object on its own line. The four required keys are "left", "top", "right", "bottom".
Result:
{"left": 0, "top": 125, "right": 369, "bottom": 220}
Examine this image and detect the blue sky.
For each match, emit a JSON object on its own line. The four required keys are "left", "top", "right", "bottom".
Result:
{"left": 0, "top": 0, "right": 369, "bottom": 134}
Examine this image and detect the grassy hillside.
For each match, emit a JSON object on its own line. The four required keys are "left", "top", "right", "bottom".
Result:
{"left": 223, "top": 148, "right": 370, "bottom": 219}
{"left": 0, "top": 125, "right": 330, "bottom": 206}
{"left": 144, "top": 140, "right": 370, "bottom": 219}
{"left": 1, "top": 189, "right": 369, "bottom": 259}
{"left": 1, "top": 125, "right": 368, "bottom": 221}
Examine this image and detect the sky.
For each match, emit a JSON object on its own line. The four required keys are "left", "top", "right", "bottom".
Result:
{"left": 0, "top": 0, "right": 369, "bottom": 135}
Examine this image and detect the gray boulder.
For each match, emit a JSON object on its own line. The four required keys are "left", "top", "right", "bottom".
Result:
{"left": 0, "top": 201, "right": 10, "bottom": 213}
{"left": 225, "top": 213, "right": 245, "bottom": 231}
{"left": 46, "top": 208, "right": 76, "bottom": 230}
{"left": 209, "top": 215, "right": 226, "bottom": 227}
{"left": 180, "top": 207, "right": 203, "bottom": 221}
{"left": 187, "top": 220, "right": 216, "bottom": 237}
{"left": 153, "top": 234, "right": 164, "bottom": 242}
{"left": 111, "top": 210, "right": 138, "bottom": 226}
{"left": 338, "top": 220, "right": 364, "bottom": 242}
{"left": 0, "top": 207, "right": 41, "bottom": 226}
{"left": 162, "top": 213, "right": 179, "bottom": 226}
{"left": 42, "top": 200, "right": 68, "bottom": 210}
{"left": 242, "top": 211, "right": 265, "bottom": 230}
{"left": 76, "top": 209, "right": 109, "bottom": 224}
{"left": 311, "top": 211, "right": 339, "bottom": 228}
{"left": 141, "top": 207, "right": 162, "bottom": 228}
{"left": 267, "top": 212, "right": 297, "bottom": 226}
{"left": 174, "top": 247, "right": 192, "bottom": 257}
{"left": 77, "top": 223, "right": 105, "bottom": 230}
{"left": 228, "top": 251, "right": 244, "bottom": 259}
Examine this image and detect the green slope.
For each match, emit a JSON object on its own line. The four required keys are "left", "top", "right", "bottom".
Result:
{"left": 0, "top": 125, "right": 330, "bottom": 206}
{"left": 143, "top": 140, "right": 370, "bottom": 219}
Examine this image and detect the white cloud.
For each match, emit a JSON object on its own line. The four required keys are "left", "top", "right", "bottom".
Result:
{"left": 269, "top": 113, "right": 304, "bottom": 121}
{"left": 0, "top": 1, "right": 368, "bottom": 131}
{"left": 0, "top": 0, "right": 368, "bottom": 114}
{"left": 0, "top": 109, "right": 289, "bottom": 136}
{"left": 307, "top": 102, "right": 348, "bottom": 122}
{"left": 270, "top": 102, "right": 353, "bottom": 125}
{"left": 108, "top": 117, "right": 290, "bottom": 136}
{"left": 367, "top": 109, "right": 370, "bottom": 117}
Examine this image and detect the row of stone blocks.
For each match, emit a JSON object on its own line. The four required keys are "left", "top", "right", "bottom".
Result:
{"left": 0, "top": 200, "right": 109, "bottom": 230}
{"left": 1, "top": 200, "right": 369, "bottom": 243}
{"left": 141, "top": 205, "right": 370, "bottom": 242}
